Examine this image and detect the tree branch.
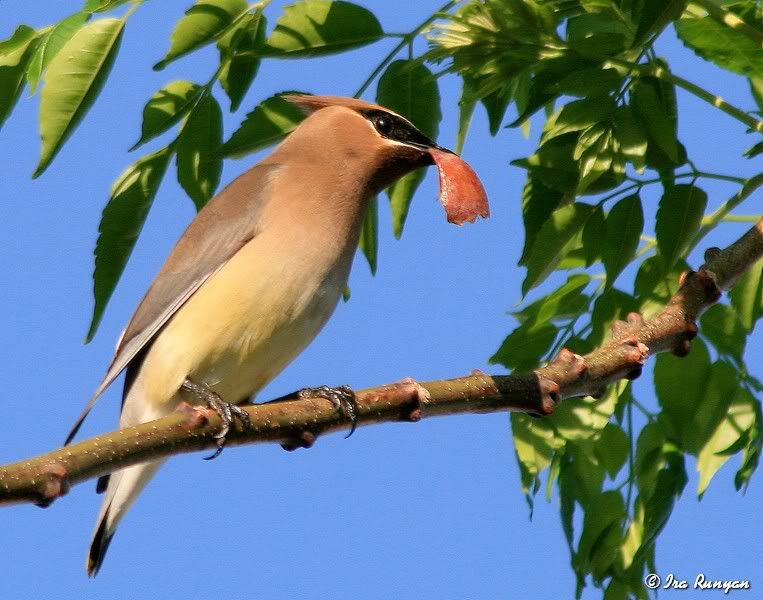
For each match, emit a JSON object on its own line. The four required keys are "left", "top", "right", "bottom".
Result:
{"left": 1, "top": 219, "right": 762, "bottom": 508}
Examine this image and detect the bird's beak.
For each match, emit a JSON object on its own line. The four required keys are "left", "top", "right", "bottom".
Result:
{"left": 427, "top": 145, "right": 490, "bottom": 226}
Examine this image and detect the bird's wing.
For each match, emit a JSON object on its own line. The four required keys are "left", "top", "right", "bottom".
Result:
{"left": 66, "top": 164, "right": 278, "bottom": 444}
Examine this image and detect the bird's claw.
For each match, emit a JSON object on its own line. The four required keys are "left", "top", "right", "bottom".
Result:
{"left": 298, "top": 384, "right": 358, "bottom": 438}
{"left": 181, "top": 379, "right": 251, "bottom": 460}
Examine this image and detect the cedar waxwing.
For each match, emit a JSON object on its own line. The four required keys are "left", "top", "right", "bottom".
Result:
{"left": 66, "top": 95, "right": 489, "bottom": 576}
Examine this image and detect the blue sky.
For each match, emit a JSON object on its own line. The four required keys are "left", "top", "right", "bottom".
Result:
{"left": 0, "top": 1, "right": 761, "bottom": 598}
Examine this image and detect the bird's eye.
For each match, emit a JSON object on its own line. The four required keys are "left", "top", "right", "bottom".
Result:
{"left": 374, "top": 115, "right": 393, "bottom": 135}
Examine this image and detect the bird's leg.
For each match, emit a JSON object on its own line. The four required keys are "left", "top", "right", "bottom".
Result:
{"left": 181, "top": 379, "right": 252, "bottom": 460}
{"left": 297, "top": 385, "right": 358, "bottom": 438}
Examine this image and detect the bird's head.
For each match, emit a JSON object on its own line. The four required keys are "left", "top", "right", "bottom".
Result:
{"left": 283, "top": 94, "right": 489, "bottom": 226}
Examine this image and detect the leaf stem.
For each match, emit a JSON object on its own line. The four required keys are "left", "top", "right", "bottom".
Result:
{"left": 354, "top": 0, "right": 458, "bottom": 98}
{"left": 722, "top": 214, "right": 763, "bottom": 223}
{"left": 606, "top": 57, "right": 763, "bottom": 133}
{"left": 635, "top": 239, "right": 656, "bottom": 259}
{"left": 693, "top": 172, "right": 763, "bottom": 250}
{"left": 691, "top": 170, "right": 747, "bottom": 185}
{"left": 625, "top": 397, "right": 635, "bottom": 514}
{"left": 123, "top": 0, "right": 142, "bottom": 20}
{"left": 632, "top": 397, "right": 656, "bottom": 420}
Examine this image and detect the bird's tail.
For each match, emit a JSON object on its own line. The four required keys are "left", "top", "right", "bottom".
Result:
{"left": 87, "top": 458, "right": 165, "bottom": 576}
{"left": 87, "top": 357, "right": 173, "bottom": 577}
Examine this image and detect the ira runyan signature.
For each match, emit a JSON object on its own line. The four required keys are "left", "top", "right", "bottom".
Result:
{"left": 658, "top": 573, "right": 751, "bottom": 593}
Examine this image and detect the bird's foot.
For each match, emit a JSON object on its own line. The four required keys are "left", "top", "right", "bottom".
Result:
{"left": 298, "top": 384, "right": 358, "bottom": 438}
{"left": 181, "top": 379, "right": 251, "bottom": 460}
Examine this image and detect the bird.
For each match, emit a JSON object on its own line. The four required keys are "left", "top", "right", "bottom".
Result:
{"left": 65, "top": 94, "right": 489, "bottom": 576}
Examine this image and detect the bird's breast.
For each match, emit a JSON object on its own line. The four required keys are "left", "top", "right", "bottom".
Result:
{"left": 140, "top": 224, "right": 354, "bottom": 407}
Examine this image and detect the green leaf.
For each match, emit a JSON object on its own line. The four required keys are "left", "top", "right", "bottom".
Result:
{"left": 34, "top": 17, "right": 124, "bottom": 178}
{"left": 729, "top": 255, "right": 763, "bottom": 332}
{"left": 735, "top": 399, "right": 761, "bottom": 492}
{"left": 552, "top": 380, "right": 624, "bottom": 441}
{"left": 176, "top": 94, "right": 223, "bottom": 210}
{"left": 620, "top": 496, "right": 644, "bottom": 571}
{"left": 569, "top": 442, "right": 606, "bottom": 510}
{"left": 637, "top": 441, "right": 686, "bottom": 562}
{"left": 26, "top": 12, "right": 89, "bottom": 95}
{"left": 543, "top": 451, "right": 561, "bottom": 503}
{"left": 523, "top": 203, "right": 594, "bottom": 295}
{"left": 84, "top": 0, "right": 132, "bottom": 11}
{"left": 588, "top": 288, "right": 639, "bottom": 347}
{"left": 604, "top": 577, "right": 629, "bottom": 600}
{"left": 358, "top": 197, "right": 378, "bottom": 275}
{"left": 595, "top": 423, "right": 629, "bottom": 479}
{"left": 697, "top": 386, "right": 757, "bottom": 496}
{"left": 700, "top": 304, "right": 746, "bottom": 362}
{"left": 0, "top": 25, "right": 37, "bottom": 56}
{"left": 132, "top": 80, "right": 203, "bottom": 151}
{"left": 513, "top": 274, "right": 590, "bottom": 327}
{"left": 386, "top": 171, "right": 425, "bottom": 239}
{"left": 581, "top": 205, "right": 605, "bottom": 266}
{"left": 546, "top": 97, "right": 614, "bottom": 140}
{"left": 513, "top": 135, "right": 580, "bottom": 193}
{"left": 376, "top": 59, "right": 441, "bottom": 237}
{"left": 634, "top": 256, "right": 687, "bottom": 319}
{"left": 490, "top": 323, "right": 558, "bottom": 371}
{"left": 218, "top": 11, "right": 267, "bottom": 112}
{"left": 632, "top": 0, "right": 687, "bottom": 46}
{"left": 745, "top": 140, "right": 763, "bottom": 159}
{"left": 629, "top": 66, "right": 687, "bottom": 172}
{"left": 480, "top": 84, "right": 513, "bottom": 135}
{"left": 455, "top": 78, "right": 478, "bottom": 154}
{"left": 634, "top": 422, "right": 666, "bottom": 499}
{"left": 575, "top": 490, "right": 625, "bottom": 580}
{"left": 507, "top": 56, "right": 592, "bottom": 127}
{"left": 0, "top": 25, "right": 38, "bottom": 132}
{"left": 566, "top": 12, "right": 630, "bottom": 57}
{"left": 750, "top": 76, "right": 763, "bottom": 113}
{"left": 519, "top": 175, "right": 565, "bottom": 266}
{"left": 263, "top": 0, "right": 383, "bottom": 58}
{"left": 218, "top": 92, "right": 305, "bottom": 157}
{"left": 676, "top": 16, "right": 763, "bottom": 79}
{"left": 154, "top": 0, "right": 247, "bottom": 70}
{"left": 630, "top": 77, "right": 679, "bottom": 163}
{"left": 612, "top": 106, "right": 647, "bottom": 173}
{"left": 690, "top": 360, "right": 739, "bottom": 454}
{"left": 602, "top": 194, "right": 643, "bottom": 288}
{"left": 428, "top": 0, "right": 556, "bottom": 90}
{"left": 559, "top": 453, "right": 577, "bottom": 549}
{"left": 654, "top": 338, "right": 711, "bottom": 445}
{"left": 550, "top": 67, "right": 622, "bottom": 98}
{"left": 654, "top": 184, "right": 707, "bottom": 272}
{"left": 512, "top": 413, "right": 564, "bottom": 493}
{"left": 86, "top": 146, "right": 173, "bottom": 342}
{"left": 575, "top": 124, "right": 613, "bottom": 193}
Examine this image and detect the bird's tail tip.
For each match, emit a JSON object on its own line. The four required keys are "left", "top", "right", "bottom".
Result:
{"left": 86, "top": 507, "right": 115, "bottom": 578}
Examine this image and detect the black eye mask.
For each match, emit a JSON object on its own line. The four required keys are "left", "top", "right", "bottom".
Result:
{"left": 361, "top": 109, "right": 435, "bottom": 149}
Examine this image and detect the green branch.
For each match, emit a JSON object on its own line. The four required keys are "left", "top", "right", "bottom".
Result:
{"left": 607, "top": 58, "right": 763, "bottom": 133}
{"left": 692, "top": 172, "right": 763, "bottom": 251}
{"left": 354, "top": 0, "right": 458, "bottom": 98}
{"left": 691, "top": 0, "right": 763, "bottom": 48}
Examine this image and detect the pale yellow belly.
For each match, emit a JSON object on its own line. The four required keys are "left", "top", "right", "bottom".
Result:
{"left": 136, "top": 232, "right": 348, "bottom": 410}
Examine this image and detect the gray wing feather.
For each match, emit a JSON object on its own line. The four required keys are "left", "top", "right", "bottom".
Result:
{"left": 65, "top": 164, "right": 277, "bottom": 444}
